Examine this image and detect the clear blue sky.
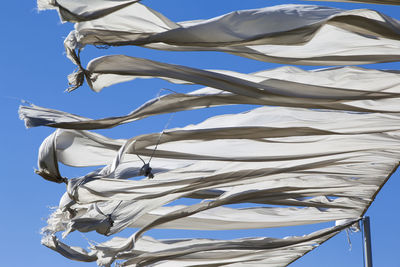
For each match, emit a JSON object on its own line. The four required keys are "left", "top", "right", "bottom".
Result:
{"left": 1, "top": 1, "right": 400, "bottom": 266}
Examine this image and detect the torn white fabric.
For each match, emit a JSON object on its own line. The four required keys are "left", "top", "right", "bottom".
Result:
{"left": 33, "top": 106, "right": 400, "bottom": 177}
{"left": 68, "top": 54, "right": 400, "bottom": 101}
{"left": 31, "top": 1, "right": 400, "bottom": 266}
{"left": 19, "top": 65, "right": 400, "bottom": 130}
{"left": 42, "top": 219, "right": 357, "bottom": 267}
{"left": 32, "top": 105, "right": 400, "bottom": 267}
{"left": 34, "top": 106, "right": 400, "bottom": 240}
{"left": 59, "top": 3, "right": 400, "bottom": 79}
{"left": 45, "top": 192, "right": 361, "bottom": 235}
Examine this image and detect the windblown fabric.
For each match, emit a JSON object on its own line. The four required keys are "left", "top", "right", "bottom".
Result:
{"left": 43, "top": 1, "right": 400, "bottom": 82}
{"left": 28, "top": 0, "right": 400, "bottom": 266}
{"left": 37, "top": 1, "right": 400, "bottom": 89}
{"left": 19, "top": 65, "right": 400, "bottom": 130}
{"left": 73, "top": 55, "right": 400, "bottom": 96}
{"left": 37, "top": 0, "right": 141, "bottom": 22}
{"left": 32, "top": 106, "right": 398, "bottom": 265}
{"left": 42, "top": 221, "right": 355, "bottom": 266}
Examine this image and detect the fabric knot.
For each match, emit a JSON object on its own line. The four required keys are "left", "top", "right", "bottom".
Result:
{"left": 139, "top": 163, "right": 154, "bottom": 179}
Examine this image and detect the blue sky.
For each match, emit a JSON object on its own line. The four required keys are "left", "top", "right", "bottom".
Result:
{"left": 1, "top": 0, "right": 400, "bottom": 266}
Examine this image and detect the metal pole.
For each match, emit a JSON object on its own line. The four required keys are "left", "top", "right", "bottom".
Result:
{"left": 363, "top": 216, "right": 373, "bottom": 267}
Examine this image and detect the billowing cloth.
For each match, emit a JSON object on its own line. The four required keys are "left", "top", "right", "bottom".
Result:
{"left": 57, "top": 3, "right": 400, "bottom": 77}
{"left": 37, "top": 1, "right": 400, "bottom": 86}
{"left": 33, "top": 106, "right": 398, "bottom": 266}
{"left": 20, "top": 65, "right": 400, "bottom": 130}
{"left": 32, "top": 106, "right": 400, "bottom": 176}
{"left": 27, "top": 83, "right": 400, "bottom": 266}
{"left": 42, "top": 220, "right": 357, "bottom": 267}
{"left": 68, "top": 54, "right": 400, "bottom": 96}
{"left": 30, "top": 1, "right": 400, "bottom": 266}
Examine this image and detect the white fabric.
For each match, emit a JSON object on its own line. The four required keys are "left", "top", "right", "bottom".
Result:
{"left": 68, "top": 54, "right": 400, "bottom": 105}
{"left": 38, "top": 2, "right": 400, "bottom": 89}
{"left": 37, "top": 0, "right": 141, "bottom": 22}
{"left": 42, "top": 220, "right": 357, "bottom": 266}
{"left": 19, "top": 66, "right": 400, "bottom": 131}
{"left": 32, "top": 105, "right": 400, "bottom": 266}
{"left": 30, "top": 1, "right": 400, "bottom": 266}
{"left": 58, "top": 2, "right": 400, "bottom": 86}
{"left": 31, "top": 103, "right": 400, "bottom": 264}
{"left": 35, "top": 106, "right": 399, "bottom": 236}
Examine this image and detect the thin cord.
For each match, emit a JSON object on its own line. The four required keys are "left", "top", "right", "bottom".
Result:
{"left": 95, "top": 201, "right": 122, "bottom": 218}
{"left": 80, "top": 232, "right": 99, "bottom": 246}
{"left": 1, "top": 96, "right": 25, "bottom": 103}
{"left": 148, "top": 113, "right": 175, "bottom": 163}
{"left": 133, "top": 111, "right": 175, "bottom": 178}
{"left": 157, "top": 88, "right": 180, "bottom": 98}
{"left": 111, "top": 201, "right": 123, "bottom": 216}
{"left": 136, "top": 153, "right": 146, "bottom": 165}
{"left": 94, "top": 203, "right": 106, "bottom": 217}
